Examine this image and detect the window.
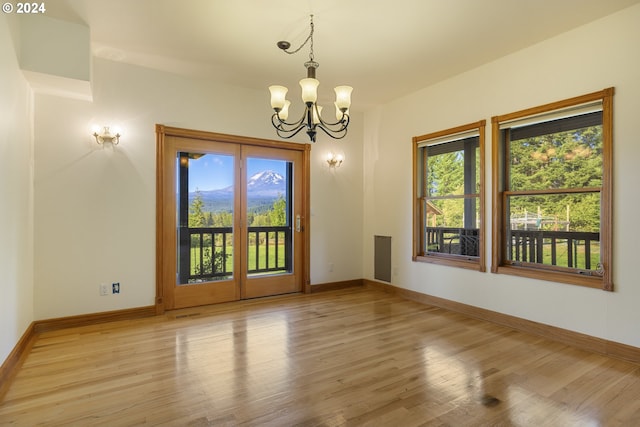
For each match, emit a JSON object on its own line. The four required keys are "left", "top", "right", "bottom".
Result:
{"left": 413, "top": 121, "right": 486, "bottom": 271}
{"left": 491, "top": 88, "right": 614, "bottom": 290}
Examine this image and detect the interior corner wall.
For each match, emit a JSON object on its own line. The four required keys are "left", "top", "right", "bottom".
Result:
{"left": 362, "top": 4, "right": 640, "bottom": 348}
{"left": 0, "top": 14, "right": 35, "bottom": 363}
{"left": 32, "top": 57, "right": 364, "bottom": 320}
{"left": 309, "top": 112, "right": 364, "bottom": 285}
{"left": 19, "top": 14, "right": 90, "bottom": 82}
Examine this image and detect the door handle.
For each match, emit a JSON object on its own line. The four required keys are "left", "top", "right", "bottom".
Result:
{"left": 296, "top": 214, "right": 301, "bottom": 232}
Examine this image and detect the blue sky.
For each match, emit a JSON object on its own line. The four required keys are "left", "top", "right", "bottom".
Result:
{"left": 184, "top": 153, "right": 287, "bottom": 192}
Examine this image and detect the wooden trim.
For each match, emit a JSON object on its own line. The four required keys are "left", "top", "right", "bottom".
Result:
{"left": 412, "top": 137, "right": 420, "bottom": 260}
{"left": 33, "top": 306, "right": 157, "bottom": 333}
{"left": 412, "top": 120, "right": 486, "bottom": 271}
{"left": 601, "top": 88, "right": 614, "bottom": 291}
{"left": 155, "top": 124, "right": 311, "bottom": 304}
{"left": 413, "top": 254, "right": 483, "bottom": 271}
{"left": 155, "top": 125, "right": 166, "bottom": 314}
{"left": 363, "top": 279, "right": 640, "bottom": 364}
{"left": 158, "top": 126, "right": 309, "bottom": 151}
{"left": 414, "top": 120, "right": 485, "bottom": 143}
{"left": 492, "top": 88, "right": 612, "bottom": 124}
{"left": 310, "top": 279, "right": 364, "bottom": 293}
{"left": 496, "top": 265, "right": 603, "bottom": 289}
{"left": 0, "top": 323, "right": 36, "bottom": 400}
{"left": 491, "top": 88, "right": 614, "bottom": 290}
{"left": 302, "top": 144, "right": 312, "bottom": 293}
{"left": 478, "top": 121, "right": 487, "bottom": 272}
{"left": 490, "top": 116, "right": 502, "bottom": 273}
{"left": 504, "top": 187, "right": 602, "bottom": 196}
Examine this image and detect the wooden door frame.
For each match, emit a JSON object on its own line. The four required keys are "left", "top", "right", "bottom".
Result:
{"left": 155, "top": 125, "right": 311, "bottom": 314}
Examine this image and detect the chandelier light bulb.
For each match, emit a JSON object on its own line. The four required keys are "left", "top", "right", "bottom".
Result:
{"left": 335, "top": 102, "right": 350, "bottom": 121}
{"left": 300, "top": 78, "right": 319, "bottom": 104}
{"left": 269, "top": 85, "right": 288, "bottom": 110}
{"left": 334, "top": 86, "right": 353, "bottom": 111}
{"left": 278, "top": 100, "right": 291, "bottom": 121}
{"left": 312, "top": 105, "right": 323, "bottom": 124}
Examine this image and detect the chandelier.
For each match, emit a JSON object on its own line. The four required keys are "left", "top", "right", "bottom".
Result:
{"left": 269, "top": 15, "right": 352, "bottom": 143}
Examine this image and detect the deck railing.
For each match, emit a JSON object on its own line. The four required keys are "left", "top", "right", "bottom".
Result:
{"left": 426, "top": 227, "right": 479, "bottom": 257}
{"left": 246, "top": 226, "right": 291, "bottom": 274}
{"left": 180, "top": 225, "right": 291, "bottom": 283}
{"left": 425, "top": 227, "right": 601, "bottom": 270}
{"left": 507, "top": 229, "right": 600, "bottom": 270}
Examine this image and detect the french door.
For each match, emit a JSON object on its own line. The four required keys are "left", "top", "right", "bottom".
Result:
{"left": 156, "top": 126, "right": 310, "bottom": 311}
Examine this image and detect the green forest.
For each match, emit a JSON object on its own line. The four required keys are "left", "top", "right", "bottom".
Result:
{"left": 188, "top": 192, "right": 287, "bottom": 228}
{"left": 186, "top": 193, "right": 287, "bottom": 280}
{"left": 426, "top": 126, "right": 602, "bottom": 233}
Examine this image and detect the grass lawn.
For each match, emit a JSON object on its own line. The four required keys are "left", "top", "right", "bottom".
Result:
{"left": 188, "top": 241, "right": 287, "bottom": 277}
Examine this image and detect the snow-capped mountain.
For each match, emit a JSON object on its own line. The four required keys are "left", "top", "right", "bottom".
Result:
{"left": 189, "top": 170, "right": 285, "bottom": 212}
{"left": 247, "top": 170, "right": 284, "bottom": 193}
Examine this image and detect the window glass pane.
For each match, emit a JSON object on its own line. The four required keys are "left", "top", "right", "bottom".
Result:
{"left": 506, "top": 193, "right": 600, "bottom": 270}
{"left": 425, "top": 198, "right": 479, "bottom": 257}
{"left": 509, "top": 126, "right": 602, "bottom": 191}
{"left": 427, "top": 143, "right": 479, "bottom": 196}
{"left": 427, "top": 150, "right": 464, "bottom": 197}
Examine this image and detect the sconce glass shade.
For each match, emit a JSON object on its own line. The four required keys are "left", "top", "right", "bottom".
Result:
{"left": 334, "top": 85, "right": 353, "bottom": 111}
{"left": 269, "top": 85, "right": 288, "bottom": 110}
{"left": 300, "top": 78, "right": 319, "bottom": 104}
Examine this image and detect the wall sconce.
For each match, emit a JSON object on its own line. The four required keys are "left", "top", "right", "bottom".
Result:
{"left": 326, "top": 151, "right": 344, "bottom": 168}
{"left": 92, "top": 126, "right": 121, "bottom": 145}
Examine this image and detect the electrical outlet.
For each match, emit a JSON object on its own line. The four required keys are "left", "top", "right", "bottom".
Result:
{"left": 328, "top": 263, "right": 334, "bottom": 273}
{"left": 112, "top": 282, "right": 120, "bottom": 294}
{"left": 100, "top": 283, "right": 110, "bottom": 296}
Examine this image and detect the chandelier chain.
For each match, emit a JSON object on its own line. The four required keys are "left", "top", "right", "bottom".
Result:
{"left": 282, "top": 15, "right": 315, "bottom": 61}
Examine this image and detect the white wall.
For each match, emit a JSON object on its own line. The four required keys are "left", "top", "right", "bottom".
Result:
{"left": 20, "top": 15, "right": 90, "bottom": 82}
{"left": 310, "top": 123, "right": 364, "bottom": 284}
{"left": 363, "top": 4, "right": 640, "bottom": 347}
{"left": 32, "top": 57, "right": 364, "bottom": 319}
{"left": 0, "top": 15, "right": 34, "bottom": 363}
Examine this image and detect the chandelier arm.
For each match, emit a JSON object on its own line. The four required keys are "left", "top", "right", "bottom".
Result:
{"left": 316, "top": 123, "right": 348, "bottom": 140}
{"left": 276, "top": 124, "right": 309, "bottom": 139}
{"left": 317, "top": 112, "right": 350, "bottom": 129}
{"left": 271, "top": 112, "right": 305, "bottom": 129}
{"left": 271, "top": 112, "right": 309, "bottom": 138}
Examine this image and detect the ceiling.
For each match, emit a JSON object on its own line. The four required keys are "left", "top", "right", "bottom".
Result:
{"left": 45, "top": 0, "right": 640, "bottom": 110}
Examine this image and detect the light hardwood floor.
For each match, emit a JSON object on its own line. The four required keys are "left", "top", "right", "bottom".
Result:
{"left": 2, "top": 287, "right": 640, "bottom": 426}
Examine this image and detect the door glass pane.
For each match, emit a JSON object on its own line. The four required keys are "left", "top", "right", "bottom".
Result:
{"left": 246, "top": 158, "right": 292, "bottom": 276}
{"left": 176, "top": 152, "right": 234, "bottom": 285}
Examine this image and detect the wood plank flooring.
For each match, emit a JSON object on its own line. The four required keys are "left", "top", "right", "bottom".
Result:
{"left": 2, "top": 287, "right": 640, "bottom": 426}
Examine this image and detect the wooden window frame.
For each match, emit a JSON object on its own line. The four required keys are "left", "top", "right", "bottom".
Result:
{"left": 491, "top": 88, "right": 614, "bottom": 291}
{"left": 412, "top": 120, "right": 486, "bottom": 271}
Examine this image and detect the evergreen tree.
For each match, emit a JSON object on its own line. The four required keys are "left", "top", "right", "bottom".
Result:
{"left": 269, "top": 195, "right": 286, "bottom": 226}
{"left": 189, "top": 191, "right": 206, "bottom": 227}
{"left": 508, "top": 126, "right": 602, "bottom": 232}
